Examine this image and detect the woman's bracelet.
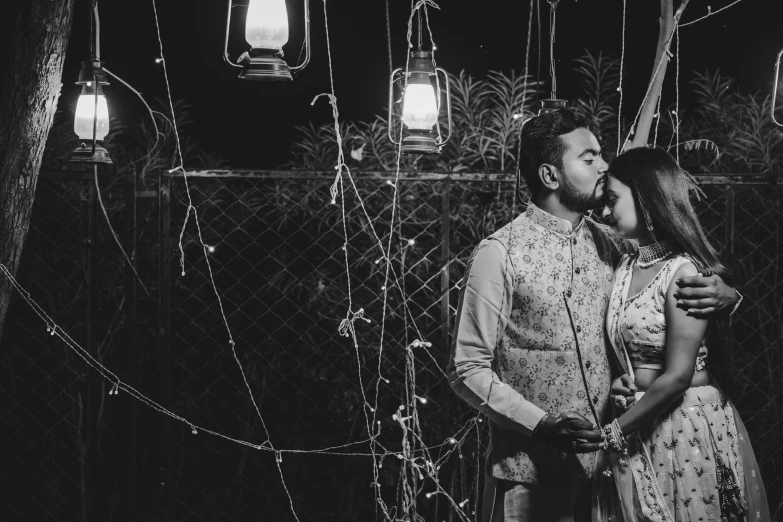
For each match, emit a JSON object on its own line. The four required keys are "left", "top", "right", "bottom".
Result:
{"left": 601, "top": 419, "right": 628, "bottom": 455}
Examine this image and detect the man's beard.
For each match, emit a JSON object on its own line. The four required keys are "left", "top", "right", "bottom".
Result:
{"left": 560, "top": 173, "right": 603, "bottom": 214}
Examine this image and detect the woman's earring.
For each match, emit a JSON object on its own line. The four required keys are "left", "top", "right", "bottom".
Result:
{"left": 639, "top": 201, "right": 657, "bottom": 243}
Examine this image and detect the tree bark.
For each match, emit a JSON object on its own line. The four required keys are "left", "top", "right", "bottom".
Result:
{"left": 629, "top": 0, "right": 690, "bottom": 149}
{"left": 0, "top": 0, "right": 76, "bottom": 339}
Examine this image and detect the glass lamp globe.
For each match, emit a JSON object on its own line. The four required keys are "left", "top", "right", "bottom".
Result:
{"left": 74, "top": 82, "right": 110, "bottom": 141}
{"left": 401, "top": 80, "right": 439, "bottom": 131}
{"left": 245, "top": 0, "right": 289, "bottom": 50}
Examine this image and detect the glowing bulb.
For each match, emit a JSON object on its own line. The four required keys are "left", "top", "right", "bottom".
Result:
{"left": 415, "top": 395, "right": 428, "bottom": 405}
{"left": 402, "top": 82, "right": 438, "bottom": 131}
{"left": 407, "top": 239, "right": 415, "bottom": 246}
{"left": 245, "top": 0, "right": 289, "bottom": 50}
{"left": 207, "top": 245, "right": 216, "bottom": 253}
{"left": 74, "top": 83, "right": 109, "bottom": 141}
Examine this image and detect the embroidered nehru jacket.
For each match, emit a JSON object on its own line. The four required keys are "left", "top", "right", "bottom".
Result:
{"left": 448, "top": 202, "right": 633, "bottom": 484}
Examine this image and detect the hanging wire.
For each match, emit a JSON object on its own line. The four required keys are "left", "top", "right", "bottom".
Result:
{"left": 675, "top": 25, "right": 680, "bottom": 163}
{"left": 417, "top": 9, "right": 423, "bottom": 50}
{"left": 535, "top": 0, "right": 542, "bottom": 101}
{"left": 514, "top": 0, "right": 536, "bottom": 210}
{"left": 548, "top": 0, "right": 558, "bottom": 99}
{"left": 385, "top": 0, "right": 393, "bottom": 74}
{"left": 616, "top": 0, "right": 627, "bottom": 155}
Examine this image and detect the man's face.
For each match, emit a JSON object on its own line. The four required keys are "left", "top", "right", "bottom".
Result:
{"left": 555, "top": 128, "right": 608, "bottom": 213}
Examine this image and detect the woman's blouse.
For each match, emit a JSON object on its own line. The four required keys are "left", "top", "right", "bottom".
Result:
{"left": 610, "top": 254, "right": 708, "bottom": 373}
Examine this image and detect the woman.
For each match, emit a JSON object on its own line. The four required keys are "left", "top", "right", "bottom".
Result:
{"left": 593, "top": 147, "right": 769, "bottom": 522}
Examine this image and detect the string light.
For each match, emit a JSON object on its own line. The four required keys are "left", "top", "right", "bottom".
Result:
{"left": 11, "top": 0, "right": 492, "bottom": 519}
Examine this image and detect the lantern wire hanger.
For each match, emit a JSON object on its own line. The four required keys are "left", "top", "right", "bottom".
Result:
{"left": 71, "top": 0, "right": 112, "bottom": 164}
{"left": 223, "top": 0, "right": 311, "bottom": 81}
{"left": 538, "top": 0, "right": 568, "bottom": 115}
{"left": 387, "top": 4, "right": 452, "bottom": 154}
{"left": 772, "top": 49, "right": 783, "bottom": 127}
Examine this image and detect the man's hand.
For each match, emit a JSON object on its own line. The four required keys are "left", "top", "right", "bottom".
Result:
{"left": 674, "top": 273, "right": 738, "bottom": 317}
{"left": 534, "top": 411, "right": 603, "bottom": 454}
{"left": 611, "top": 374, "right": 636, "bottom": 413}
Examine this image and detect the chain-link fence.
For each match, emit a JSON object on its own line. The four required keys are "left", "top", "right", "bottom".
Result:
{"left": 1, "top": 170, "right": 781, "bottom": 521}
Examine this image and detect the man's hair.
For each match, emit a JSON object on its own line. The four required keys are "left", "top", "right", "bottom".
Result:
{"left": 518, "top": 109, "right": 590, "bottom": 198}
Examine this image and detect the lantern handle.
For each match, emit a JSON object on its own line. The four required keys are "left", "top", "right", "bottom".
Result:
{"left": 290, "top": 0, "right": 311, "bottom": 73}
{"left": 772, "top": 49, "right": 783, "bottom": 127}
{"left": 388, "top": 68, "right": 403, "bottom": 146}
{"left": 91, "top": 72, "right": 99, "bottom": 155}
{"left": 223, "top": 0, "right": 243, "bottom": 68}
{"left": 435, "top": 68, "right": 453, "bottom": 147}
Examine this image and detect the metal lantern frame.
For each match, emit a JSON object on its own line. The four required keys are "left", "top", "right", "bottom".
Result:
{"left": 223, "top": 0, "right": 311, "bottom": 81}
{"left": 537, "top": 98, "right": 569, "bottom": 115}
{"left": 71, "top": 60, "right": 112, "bottom": 164}
{"left": 388, "top": 51, "right": 452, "bottom": 155}
{"left": 772, "top": 49, "right": 783, "bottom": 127}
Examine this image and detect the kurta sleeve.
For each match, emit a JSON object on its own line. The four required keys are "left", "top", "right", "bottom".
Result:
{"left": 447, "top": 240, "right": 547, "bottom": 436}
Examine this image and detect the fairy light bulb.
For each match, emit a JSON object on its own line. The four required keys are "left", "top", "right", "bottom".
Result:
{"left": 401, "top": 80, "right": 438, "bottom": 131}
{"left": 74, "top": 82, "right": 110, "bottom": 141}
{"left": 245, "top": 0, "right": 289, "bottom": 51}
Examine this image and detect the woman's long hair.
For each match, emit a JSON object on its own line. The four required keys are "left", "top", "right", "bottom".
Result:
{"left": 610, "top": 147, "right": 735, "bottom": 396}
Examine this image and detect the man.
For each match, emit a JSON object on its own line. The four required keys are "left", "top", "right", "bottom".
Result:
{"left": 447, "top": 109, "right": 738, "bottom": 522}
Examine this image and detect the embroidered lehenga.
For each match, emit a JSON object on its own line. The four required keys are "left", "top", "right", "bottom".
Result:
{"left": 593, "top": 254, "right": 770, "bottom": 522}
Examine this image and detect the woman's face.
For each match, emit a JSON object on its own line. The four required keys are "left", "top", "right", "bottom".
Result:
{"left": 602, "top": 175, "right": 643, "bottom": 239}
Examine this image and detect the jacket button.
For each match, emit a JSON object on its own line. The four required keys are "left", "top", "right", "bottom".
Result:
{"left": 576, "top": 325, "right": 582, "bottom": 333}
{"left": 573, "top": 238, "right": 578, "bottom": 245}
{"left": 593, "top": 396, "right": 599, "bottom": 404}
{"left": 566, "top": 290, "right": 572, "bottom": 298}
{"left": 575, "top": 267, "right": 581, "bottom": 274}
{"left": 585, "top": 361, "right": 591, "bottom": 369}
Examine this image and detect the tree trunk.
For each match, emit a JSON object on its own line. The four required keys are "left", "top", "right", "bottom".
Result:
{"left": 629, "top": 0, "right": 690, "bottom": 149}
{"left": 0, "top": 0, "right": 75, "bottom": 340}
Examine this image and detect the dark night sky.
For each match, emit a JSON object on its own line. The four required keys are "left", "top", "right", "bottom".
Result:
{"left": 3, "top": 1, "right": 782, "bottom": 168}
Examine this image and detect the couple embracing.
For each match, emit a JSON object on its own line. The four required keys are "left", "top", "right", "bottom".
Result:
{"left": 447, "top": 110, "right": 770, "bottom": 522}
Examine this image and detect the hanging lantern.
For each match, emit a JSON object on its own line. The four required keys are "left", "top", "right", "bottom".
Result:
{"left": 772, "top": 49, "right": 783, "bottom": 127}
{"left": 71, "top": 60, "right": 112, "bottom": 164}
{"left": 223, "top": 0, "right": 311, "bottom": 81}
{"left": 388, "top": 51, "right": 452, "bottom": 154}
{"left": 538, "top": 98, "right": 569, "bottom": 115}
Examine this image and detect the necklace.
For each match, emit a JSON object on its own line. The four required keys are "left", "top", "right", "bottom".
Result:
{"left": 637, "top": 239, "right": 677, "bottom": 268}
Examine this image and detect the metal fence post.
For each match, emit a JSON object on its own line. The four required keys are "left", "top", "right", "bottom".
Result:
{"left": 85, "top": 166, "right": 99, "bottom": 522}
{"left": 440, "top": 180, "right": 451, "bottom": 353}
{"left": 126, "top": 167, "right": 138, "bottom": 518}
{"left": 726, "top": 186, "right": 735, "bottom": 274}
{"left": 726, "top": 186, "right": 735, "bottom": 359}
{"left": 158, "top": 170, "right": 172, "bottom": 521}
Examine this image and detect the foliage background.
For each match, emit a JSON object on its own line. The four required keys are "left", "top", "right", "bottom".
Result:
{"left": 1, "top": 51, "right": 782, "bottom": 521}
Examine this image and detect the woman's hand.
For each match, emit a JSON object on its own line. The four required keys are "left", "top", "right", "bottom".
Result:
{"left": 611, "top": 374, "right": 637, "bottom": 413}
